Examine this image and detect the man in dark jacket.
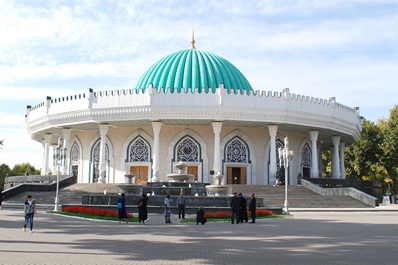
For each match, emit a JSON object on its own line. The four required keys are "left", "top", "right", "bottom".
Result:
{"left": 249, "top": 193, "right": 256, "bottom": 223}
{"left": 230, "top": 192, "right": 240, "bottom": 224}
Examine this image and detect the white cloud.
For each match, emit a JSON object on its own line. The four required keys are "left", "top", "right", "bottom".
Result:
{"left": 0, "top": 0, "right": 397, "bottom": 168}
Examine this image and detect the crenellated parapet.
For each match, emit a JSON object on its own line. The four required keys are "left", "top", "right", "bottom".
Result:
{"left": 26, "top": 85, "right": 362, "bottom": 143}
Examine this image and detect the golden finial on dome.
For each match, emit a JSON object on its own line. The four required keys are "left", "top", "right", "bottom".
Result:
{"left": 191, "top": 29, "right": 196, "bottom": 49}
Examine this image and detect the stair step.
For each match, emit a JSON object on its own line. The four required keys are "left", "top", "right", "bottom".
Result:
{"left": 3, "top": 183, "right": 371, "bottom": 208}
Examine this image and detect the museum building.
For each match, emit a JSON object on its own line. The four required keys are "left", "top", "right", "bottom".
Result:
{"left": 25, "top": 38, "right": 362, "bottom": 186}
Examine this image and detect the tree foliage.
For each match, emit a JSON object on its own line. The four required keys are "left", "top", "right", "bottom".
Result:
{"left": 11, "top": 163, "right": 41, "bottom": 176}
{"left": 0, "top": 163, "right": 12, "bottom": 192}
{"left": 378, "top": 105, "right": 398, "bottom": 193}
{"left": 345, "top": 119, "right": 382, "bottom": 179}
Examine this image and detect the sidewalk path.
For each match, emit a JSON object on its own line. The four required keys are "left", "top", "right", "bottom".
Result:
{"left": 1, "top": 208, "right": 397, "bottom": 265}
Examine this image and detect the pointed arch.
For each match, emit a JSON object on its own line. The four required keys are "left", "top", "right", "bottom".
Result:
{"left": 221, "top": 130, "right": 256, "bottom": 185}
{"left": 167, "top": 129, "right": 208, "bottom": 182}
{"left": 70, "top": 136, "right": 83, "bottom": 183}
{"left": 88, "top": 135, "right": 114, "bottom": 183}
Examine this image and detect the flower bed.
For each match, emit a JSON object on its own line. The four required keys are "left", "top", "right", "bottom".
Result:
{"left": 62, "top": 206, "right": 133, "bottom": 218}
{"left": 204, "top": 209, "right": 275, "bottom": 219}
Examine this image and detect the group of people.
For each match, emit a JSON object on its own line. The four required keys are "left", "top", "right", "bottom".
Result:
{"left": 21, "top": 192, "right": 256, "bottom": 230}
{"left": 117, "top": 192, "right": 149, "bottom": 224}
{"left": 230, "top": 192, "right": 256, "bottom": 224}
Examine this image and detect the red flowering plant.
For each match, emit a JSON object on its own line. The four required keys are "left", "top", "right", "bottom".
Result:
{"left": 62, "top": 206, "right": 133, "bottom": 219}
{"left": 204, "top": 209, "right": 275, "bottom": 219}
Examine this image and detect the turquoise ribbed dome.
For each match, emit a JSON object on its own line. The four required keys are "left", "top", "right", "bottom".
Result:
{"left": 134, "top": 48, "right": 253, "bottom": 93}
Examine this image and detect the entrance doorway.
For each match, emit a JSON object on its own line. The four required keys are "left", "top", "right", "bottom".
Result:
{"left": 130, "top": 166, "right": 148, "bottom": 184}
{"left": 72, "top": 165, "right": 78, "bottom": 182}
{"left": 303, "top": 167, "right": 310, "bottom": 178}
{"left": 227, "top": 167, "right": 246, "bottom": 184}
{"left": 187, "top": 166, "right": 198, "bottom": 182}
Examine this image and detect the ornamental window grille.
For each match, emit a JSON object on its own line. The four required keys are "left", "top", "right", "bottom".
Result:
{"left": 71, "top": 142, "right": 80, "bottom": 165}
{"left": 92, "top": 140, "right": 109, "bottom": 164}
{"left": 302, "top": 144, "right": 311, "bottom": 168}
{"left": 276, "top": 139, "right": 284, "bottom": 170}
{"left": 91, "top": 140, "right": 109, "bottom": 183}
{"left": 226, "top": 137, "right": 248, "bottom": 163}
{"left": 129, "top": 137, "right": 149, "bottom": 162}
{"left": 176, "top": 136, "right": 199, "bottom": 162}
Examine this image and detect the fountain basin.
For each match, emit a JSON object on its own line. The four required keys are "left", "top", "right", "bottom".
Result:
{"left": 205, "top": 185, "right": 232, "bottom": 197}
{"left": 167, "top": 173, "right": 195, "bottom": 182}
{"left": 117, "top": 184, "right": 143, "bottom": 195}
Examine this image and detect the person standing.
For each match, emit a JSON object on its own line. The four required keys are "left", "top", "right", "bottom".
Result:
{"left": 23, "top": 195, "right": 36, "bottom": 233}
{"left": 249, "top": 193, "right": 256, "bottom": 223}
{"left": 239, "top": 193, "right": 248, "bottom": 223}
{"left": 164, "top": 194, "right": 172, "bottom": 223}
{"left": 230, "top": 192, "right": 240, "bottom": 224}
{"left": 117, "top": 193, "right": 128, "bottom": 223}
{"left": 177, "top": 193, "right": 186, "bottom": 219}
{"left": 137, "top": 193, "right": 149, "bottom": 224}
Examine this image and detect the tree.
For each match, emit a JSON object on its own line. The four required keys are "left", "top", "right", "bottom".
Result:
{"left": 0, "top": 163, "right": 11, "bottom": 192}
{"left": 11, "top": 163, "right": 41, "bottom": 177}
{"left": 378, "top": 104, "right": 398, "bottom": 194}
{"left": 0, "top": 139, "right": 3, "bottom": 149}
{"left": 345, "top": 119, "right": 382, "bottom": 179}
{"left": 321, "top": 151, "right": 332, "bottom": 178}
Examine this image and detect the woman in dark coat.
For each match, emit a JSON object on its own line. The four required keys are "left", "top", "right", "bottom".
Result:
{"left": 239, "top": 193, "right": 248, "bottom": 223}
{"left": 249, "top": 193, "right": 256, "bottom": 223}
{"left": 118, "top": 193, "right": 128, "bottom": 223}
{"left": 137, "top": 193, "right": 149, "bottom": 224}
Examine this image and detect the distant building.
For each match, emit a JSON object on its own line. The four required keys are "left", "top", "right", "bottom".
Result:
{"left": 25, "top": 38, "right": 361, "bottom": 185}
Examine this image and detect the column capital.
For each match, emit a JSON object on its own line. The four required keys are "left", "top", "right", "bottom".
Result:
{"left": 332, "top": 136, "right": 341, "bottom": 146}
{"left": 212, "top": 122, "right": 223, "bottom": 134}
{"left": 309, "top": 131, "right": 319, "bottom": 141}
{"left": 99, "top": 124, "right": 109, "bottom": 137}
{"left": 268, "top": 125, "right": 278, "bottom": 137}
{"left": 152, "top": 121, "right": 163, "bottom": 133}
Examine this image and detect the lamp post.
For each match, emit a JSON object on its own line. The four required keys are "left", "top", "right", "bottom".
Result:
{"left": 53, "top": 137, "right": 67, "bottom": 212}
{"left": 278, "top": 137, "right": 294, "bottom": 215}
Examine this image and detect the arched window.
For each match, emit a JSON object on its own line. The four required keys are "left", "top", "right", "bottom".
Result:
{"left": 276, "top": 139, "right": 284, "bottom": 170}
{"left": 226, "top": 137, "right": 248, "bottom": 163}
{"left": 70, "top": 142, "right": 80, "bottom": 166}
{"left": 91, "top": 140, "right": 109, "bottom": 183}
{"left": 302, "top": 144, "right": 311, "bottom": 168}
{"left": 176, "top": 136, "right": 199, "bottom": 162}
{"left": 128, "top": 137, "right": 150, "bottom": 162}
{"left": 301, "top": 143, "right": 312, "bottom": 178}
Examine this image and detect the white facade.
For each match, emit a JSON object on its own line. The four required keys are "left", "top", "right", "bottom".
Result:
{"left": 26, "top": 86, "right": 361, "bottom": 185}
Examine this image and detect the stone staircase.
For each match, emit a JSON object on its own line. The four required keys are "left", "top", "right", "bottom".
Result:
{"left": 231, "top": 184, "right": 371, "bottom": 208}
{"left": 3, "top": 183, "right": 371, "bottom": 208}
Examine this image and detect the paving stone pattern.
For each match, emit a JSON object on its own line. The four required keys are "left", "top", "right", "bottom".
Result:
{"left": 1, "top": 207, "right": 397, "bottom": 265}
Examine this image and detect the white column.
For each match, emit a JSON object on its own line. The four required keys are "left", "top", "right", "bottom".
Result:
{"left": 212, "top": 122, "right": 223, "bottom": 179}
{"left": 331, "top": 136, "right": 341, "bottom": 179}
{"left": 97, "top": 125, "right": 109, "bottom": 183}
{"left": 62, "top": 129, "right": 71, "bottom": 175}
{"left": 309, "top": 131, "right": 319, "bottom": 178}
{"left": 268, "top": 126, "right": 278, "bottom": 185}
{"left": 152, "top": 122, "right": 162, "bottom": 181}
{"left": 41, "top": 134, "right": 52, "bottom": 175}
{"left": 52, "top": 146, "right": 57, "bottom": 175}
{"left": 339, "top": 141, "right": 346, "bottom": 179}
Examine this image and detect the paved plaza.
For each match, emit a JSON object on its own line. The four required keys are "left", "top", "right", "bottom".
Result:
{"left": 1, "top": 207, "right": 397, "bottom": 265}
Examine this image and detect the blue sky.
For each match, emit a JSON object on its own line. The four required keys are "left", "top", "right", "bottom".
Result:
{"left": 0, "top": 0, "right": 397, "bottom": 169}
